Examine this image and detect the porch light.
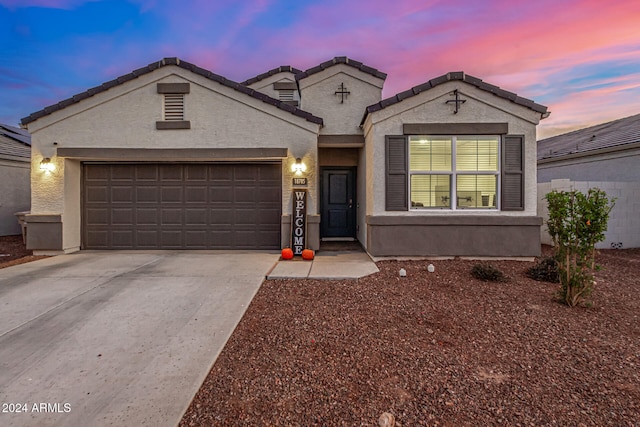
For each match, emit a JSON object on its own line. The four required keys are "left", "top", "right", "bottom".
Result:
{"left": 40, "top": 158, "right": 55, "bottom": 172}
{"left": 292, "top": 157, "right": 306, "bottom": 175}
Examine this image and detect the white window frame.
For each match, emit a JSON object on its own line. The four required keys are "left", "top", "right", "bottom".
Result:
{"left": 408, "top": 135, "right": 501, "bottom": 211}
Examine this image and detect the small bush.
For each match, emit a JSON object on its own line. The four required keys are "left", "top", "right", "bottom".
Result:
{"left": 471, "top": 264, "right": 505, "bottom": 282}
{"left": 546, "top": 188, "right": 615, "bottom": 306}
{"left": 526, "top": 257, "right": 560, "bottom": 283}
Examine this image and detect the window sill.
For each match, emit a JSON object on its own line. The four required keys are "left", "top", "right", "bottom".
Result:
{"left": 156, "top": 120, "right": 191, "bottom": 130}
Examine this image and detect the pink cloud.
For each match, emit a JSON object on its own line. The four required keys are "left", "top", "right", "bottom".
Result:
{"left": 538, "top": 73, "right": 640, "bottom": 138}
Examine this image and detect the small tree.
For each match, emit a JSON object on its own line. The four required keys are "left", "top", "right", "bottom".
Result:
{"left": 545, "top": 188, "right": 615, "bottom": 306}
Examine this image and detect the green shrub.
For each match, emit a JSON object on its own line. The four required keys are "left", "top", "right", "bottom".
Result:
{"left": 526, "top": 257, "right": 559, "bottom": 283}
{"left": 471, "top": 264, "right": 505, "bottom": 282}
{"left": 545, "top": 188, "right": 615, "bottom": 306}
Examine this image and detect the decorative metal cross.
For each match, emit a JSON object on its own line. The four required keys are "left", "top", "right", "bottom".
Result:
{"left": 446, "top": 89, "right": 467, "bottom": 114}
{"left": 335, "top": 82, "right": 350, "bottom": 103}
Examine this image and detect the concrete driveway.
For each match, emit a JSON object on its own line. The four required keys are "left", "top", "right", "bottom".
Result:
{"left": 0, "top": 251, "right": 279, "bottom": 427}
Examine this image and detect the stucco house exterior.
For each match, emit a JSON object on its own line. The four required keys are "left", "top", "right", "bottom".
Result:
{"left": 0, "top": 123, "right": 31, "bottom": 236}
{"left": 538, "top": 113, "right": 640, "bottom": 249}
{"left": 21, "top": 57, "right": 548, "bottom": 256}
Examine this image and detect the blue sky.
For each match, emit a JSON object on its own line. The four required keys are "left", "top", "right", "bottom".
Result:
{"left": 2, "top": 0, "right": 639, "bottom": 138}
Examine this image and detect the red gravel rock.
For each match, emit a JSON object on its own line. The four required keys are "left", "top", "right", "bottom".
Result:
{"left": 0, "top": 235, "right": 48, "bottom": 268}
{"left": 182, "top": 247, "right": 639, "bottom": 426}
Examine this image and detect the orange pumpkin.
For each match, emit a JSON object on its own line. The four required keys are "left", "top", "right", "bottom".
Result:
{"left": 301, "top": 249, "right": 315, "bottom": 260}
{"left": 281, "top": 248, "right": 294, "bottom": 260}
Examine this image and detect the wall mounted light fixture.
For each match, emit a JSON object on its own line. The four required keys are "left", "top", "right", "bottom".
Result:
{"left": 291, "top": 157, "right": 306, "bottom": 175}
{"left": 40, "top": 157, "right": 55, "bottom": 172}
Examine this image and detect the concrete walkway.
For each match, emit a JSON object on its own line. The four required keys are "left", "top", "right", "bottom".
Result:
{"left": 0, "top": 251, "right": 279, "bottom": 427}
{"left": 267, "top": 250, "right": 379, "bottom": 279}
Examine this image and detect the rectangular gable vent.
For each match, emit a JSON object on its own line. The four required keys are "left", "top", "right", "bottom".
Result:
{"left": 279, "top": 90, "right": 295, "bottom": 102}
{"left": 164, "top": 94, "right": 184, "bottom": 121}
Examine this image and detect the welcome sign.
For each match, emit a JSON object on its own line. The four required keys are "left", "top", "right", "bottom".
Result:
{"left": 291, "top": 189, "right": 307, "bottom": 255}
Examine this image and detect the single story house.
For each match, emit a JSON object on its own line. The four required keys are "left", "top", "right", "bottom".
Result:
{"left": 538, "top": 113, "right": 640, "bottom": 249}
{"left": 0, "top": 123, "right": 31, "bottom": 236}
{"left": 21, "top": 56, "right": 549, "bottom": 256}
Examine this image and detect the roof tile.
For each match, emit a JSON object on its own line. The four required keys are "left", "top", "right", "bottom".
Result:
{"left": 538, "top": 113, "right": 640, "bottom": 161}
{"left": 362, "top": 71, "right": 548, "bottom": 120}
{"left": 21, "top": 58, "right": 323, "bottom": 126}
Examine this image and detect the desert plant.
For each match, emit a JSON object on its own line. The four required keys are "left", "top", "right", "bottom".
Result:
{"left": 471, "top": 263, "right": 505, "bottom": 282}
{"left": 545, "top": 188, "right": 615, "bottom": 306}
{"left": 526, "top": 257, "right": 559, "bottom": 283}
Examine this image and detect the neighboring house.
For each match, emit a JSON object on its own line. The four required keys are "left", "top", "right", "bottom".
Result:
{"left": 538, "top": 114, "right": 640, "bottom": 249}
{"left": 21, "top": 57, "right": 548, "bottom": 256}
{"left": 0, "top": 123, "right": 30, "bottom": 236}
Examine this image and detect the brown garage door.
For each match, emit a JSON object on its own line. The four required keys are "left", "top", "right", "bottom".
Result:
{"left": 83, "top": 163, "right": 281, "bottom": 249}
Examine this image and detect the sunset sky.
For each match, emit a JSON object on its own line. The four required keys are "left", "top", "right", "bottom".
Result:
{"left": 1, "top": 0, "right": 639, "bottom": 139}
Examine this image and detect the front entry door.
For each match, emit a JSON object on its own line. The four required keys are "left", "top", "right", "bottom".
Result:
{"left": 321, "top": 168, "right": 356, "bottom": 238}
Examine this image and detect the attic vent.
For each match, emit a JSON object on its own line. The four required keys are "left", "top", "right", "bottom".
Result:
{"left": 164, "top": 94, "right": 185, "bottom": 121}
{"left": 279, "top": 89, "right": 295, "bottom": 102}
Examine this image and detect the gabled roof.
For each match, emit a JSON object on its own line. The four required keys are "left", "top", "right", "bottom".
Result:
{"left": 296, "top": 56, "right": 387, "bottom": 81}
{"left": 538, "top": 113, "right": 640, "bottom": 162}
{"left": 365, "top": 71, "right": 548, "bottom": 117}
{"left": 0, "top": 123, "right": 31, "bottom": 159}
{"left": 21, "top": 58, "right": 323, "bottom": 126}
{"left": 240, "top": 65, "right": 304, "bottom": 86}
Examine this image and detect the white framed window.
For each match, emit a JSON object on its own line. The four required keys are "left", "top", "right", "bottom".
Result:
{"left": 409, "top": 135, "right": 500, "bottom": 209}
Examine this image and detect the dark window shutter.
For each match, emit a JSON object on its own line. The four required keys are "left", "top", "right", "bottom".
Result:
{"left": 385, "top": 135, "right": 408, "bottom": 211}
{"left": 502, "top": 135, "right": 524, "bottom": 210}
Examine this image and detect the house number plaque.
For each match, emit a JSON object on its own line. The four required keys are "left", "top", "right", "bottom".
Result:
{"left": 292, "top": 177, "right": 307, "bottom": 185}
{"left": 291, "top": 189, "right": 307, "bottom": 255}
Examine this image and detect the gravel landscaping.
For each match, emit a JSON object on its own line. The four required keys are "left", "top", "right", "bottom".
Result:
{"left": 181, "top": 247, "right": 640, "bottom": 426}
{"left": 0, "top": 235, "right": 47, "bottom": 269}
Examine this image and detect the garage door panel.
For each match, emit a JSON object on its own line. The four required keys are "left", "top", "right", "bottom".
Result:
{"left": 160, "top": 231, "right": 183, "bottom": 247}
{"left": 258, "top": 208, "right": 281, "bottom": 224}
{"left": 210, "top": 165, "right": 233, "bottom": 181}
{"left": 161, "top": 209, "right": 183, "bottom": 225}
{"left": 235, "top": 209, "right": 258, "bottom": 224}
{"left": 85, "top": 165, "right": 109, "bottom": 181}
{"left": 136, "top": 209, "right": 158, "bottom": 225}
{"left": 234, "top": 167, "right": 258, "bottom": 181}
{"left": 83, "top": 163, "right": 281, "bottom": 249}
{"left": 86, "top": 208, "right": 109, "bottom": 226}
{"left": 85, "top": 231, "right": 108, "bottom": 248}
{"left": 210, "top": 209, "right": 233, "bottom": 225}
{"left": 259, "top": 166, "right": 281, "bottom": 182}
{"left": 86, "top": 186, "right": 108, "bottom": 203}
{"left": 210, "top": 231, "right": 233, "bottom": 248}
{"left": 136, "top": 165, "right": 159, "bottom": 181}
{"left": 185, "top": 187, "right": 207, "bottom": 203}
{"left": 185, "top": 165, "right": 207, "bottom": 181}
{"left": 185, "top": 231, "right": 208, "bottom": 247}
{"left": 111, "top": 187, "right": 133, "bottom": 203}
{"left": 258, "top": 187, "right": 281, "bottom": 203}
{"left": 235, "top": 187, "right": 257, "bottom": 203}
{"left": 161, "top": 187, "right": 183, "bottom": 203}
{"left": 136, "top": 230, "right": 159, "bottom": 247}
{"left": 111, "top": 165, "right": 135, "bottom": 181}
{"left": 210, "top": 187, "right": 233, "bottom": 202}
{"left": 137, "top": 187, "right": 159, "bottom": 203}
{"left": 185, "top": 209, "right": 207, "bottom": 225}
{"left": 112, "top": 230, "right": 134, "bottom": 247}
{"left": 112, "top": 208, "right": 134, "bottom": 225}
{"left": 160, "top": 165, "right": 183, "bottom": 181}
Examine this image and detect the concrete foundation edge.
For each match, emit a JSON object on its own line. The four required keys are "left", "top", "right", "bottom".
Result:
{"left": 366, "top": 215, "right": 542, "bottom": 257}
